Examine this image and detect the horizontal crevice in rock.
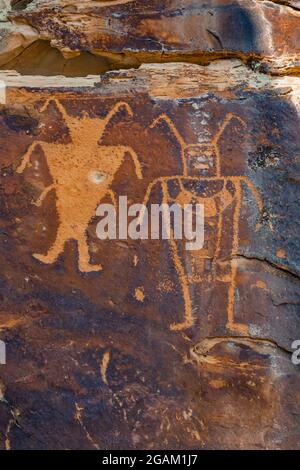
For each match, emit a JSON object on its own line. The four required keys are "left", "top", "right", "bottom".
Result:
{"left": 5, "top": 0, "right": 299, "bottom": 77}
{"left": 0, "top": 40, "right": 293, "bottom": 79}
{"left": 1, "top": 38, "right": 299, "bottom": 78}
{"left": 0, "top": 40, "right": 128, "bottom": 77}
{"left": 235, "top": 254, "right": 300, "bottom": 281}
{"left": 11, "top": 0, "right": 34, "bottom": 11}
{"left": 194, "top": 335, "right": 292, "bottom": 355}
{"left": 263, "top": 0, "right": 300, "bottom": 12}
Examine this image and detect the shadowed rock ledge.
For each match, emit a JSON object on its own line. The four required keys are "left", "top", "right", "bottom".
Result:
{"left": 0, "top": 0, "right": 299, "bottom": 75}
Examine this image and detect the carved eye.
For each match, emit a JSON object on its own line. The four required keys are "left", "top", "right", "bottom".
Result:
{"left": 89, "top": 171, "right": 107, "bottom": 184}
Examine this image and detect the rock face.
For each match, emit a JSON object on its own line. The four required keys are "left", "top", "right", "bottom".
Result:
{"left": 0, "top": 0, "right": 299, "bottom": 450}
{"left": 8, "top": 0, "right": 300, "bottom": 73}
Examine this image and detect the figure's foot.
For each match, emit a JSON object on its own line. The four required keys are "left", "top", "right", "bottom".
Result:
{"left": 226, "top": 322, "right": 249, "bottom": 335}
{"left": 33, "top": 199, "right": 42, "bottom": 207}
{"left": 170, "top": 320, "right": 193, "bottom": 332}
{"left": 78, "top": 262, "right": 102, "bottom": 273}
{"left": 33, "top": 253, "right": 57, "bottom": 264}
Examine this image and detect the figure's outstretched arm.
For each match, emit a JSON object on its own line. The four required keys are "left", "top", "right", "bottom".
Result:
{"left": 124, "top": 147, "right": 143, "bottom": 179}
{"left": 240, "top": 177, "right": 263, "bottom": 213}
{"left": 212, "top": 112, "right": 246, "bottom": 146}
{"left": 136, "top": 178, "right": 163, "bottom": 228}
{"left": 34, "top": 184, "right": 56, "bottom": 207}
{"left": 142, "top": 178, "right": 160, "bottom": 206}
{"left": 107, "top": 189, "right": 118, "bottom": 209}
{"left": 40, "top": 98, "right": 70, "bottom": 123}
{"left": 16, "top": 141, "right": 42, "bottom": 174}
{"left": 150, "top": 113, "right": 187, "bottom": 176}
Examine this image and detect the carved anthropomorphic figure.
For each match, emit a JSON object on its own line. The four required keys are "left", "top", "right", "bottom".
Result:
{"left": 143, "top": 113, "right": 262, "bottom": 333}
{"left": 17, "top": 99, "right": 143, "bottom": 272}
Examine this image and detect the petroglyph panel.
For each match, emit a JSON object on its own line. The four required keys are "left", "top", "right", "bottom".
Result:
{"left": 0, "top": 63, "right": 299, "bottom": 449}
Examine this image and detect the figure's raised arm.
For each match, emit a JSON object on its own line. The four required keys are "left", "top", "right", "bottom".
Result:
{"left": 16, "top": 141, "right": 44, "bottom": 174}
{"left": 150, "top": 113, "right": 187, "bottom": 176}
{"left": 136, "top": 178, "right": 164, "bottom": 228}
{"left": 240, "top": 177, "right": 263, "bottom": 213}
{"left": 212, "top": 113, "right": 246, "bottom": 147}
{"left": 34, "top": 184, "right": 56, "bottom": 207}
{"left": 101, "top": 102, "right": 133, "bottom": 134}
{"left": 40, "top": 98, "right": 70, "bottom": 123}
{"left": 123, "top": 147, "right": 143, "bottom": 180}
{"left": 151, "top": 114, "right": 186, "bottom": 149}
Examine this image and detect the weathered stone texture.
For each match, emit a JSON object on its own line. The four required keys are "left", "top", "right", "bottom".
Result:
{"left": 7, "top": 0, "right": 300, "bottom": 73}
{"left": 0, "top": 0, "right": 299, "bottom": 451}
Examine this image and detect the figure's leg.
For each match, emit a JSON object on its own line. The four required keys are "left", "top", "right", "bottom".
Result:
{"left": 227, "top": 258, "right": 249, "bottom": 334}
{"left": 226, "top": 181, "right": 248, "bottom": 334}
{"left": 212, "top": 206, "right": 223, "bottom": 276}
{"left": 161, "top": 180, "right": 194, "bottom": 331}
{"left": 16, "top": 142, "right": 42, "bottom": 174}
{"left": 169, "top": 232, "right": 194, "bottom": 331}
{"left": 77, "top": 232, "right": 102, "bottom": 273}
{"left": 33, "top": 224, "right": 67, "bottom": 265}
{"left": 34, "top": 184, "right": 56, "bottom": 207}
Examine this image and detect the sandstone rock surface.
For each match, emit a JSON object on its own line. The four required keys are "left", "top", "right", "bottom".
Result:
{"left": 0, "top": 0, "right": 299, "bottom": 450}
{"left": 7, "top": 0, "right": 300, "bottom": 74}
